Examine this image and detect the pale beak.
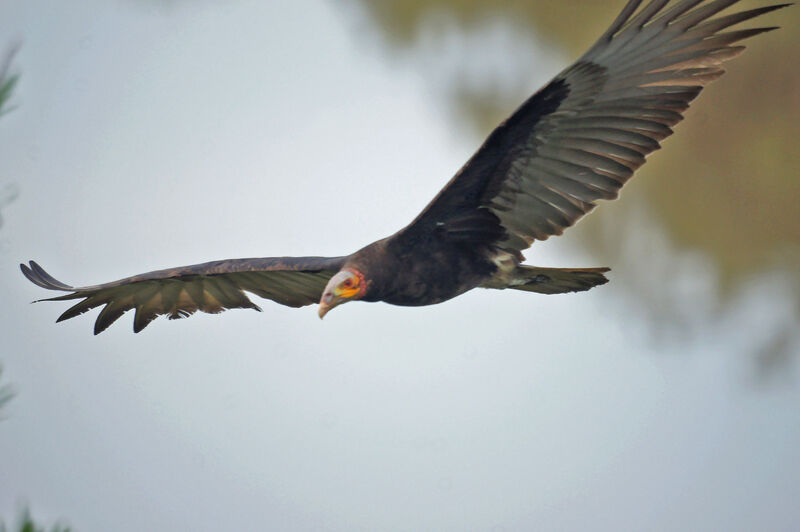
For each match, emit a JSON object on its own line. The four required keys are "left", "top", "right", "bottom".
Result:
{"left": 318, "top": 302, "right": 331, "bottom": 319}
{"left": 318, "top": 292, "right": 334, "bottom": 319}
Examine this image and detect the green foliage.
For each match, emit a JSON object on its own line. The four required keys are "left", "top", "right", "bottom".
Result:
{"left": 0, "top": 45, "right": 20, "bottom": 117}
{"left": 0, "top": 365, "right": 14, "bottom": 415}
{"left": 0, "top": 73, "right": 18, "bottom": 115}
{"left": 0, "top": 509, "right": 72, "bottom": 532}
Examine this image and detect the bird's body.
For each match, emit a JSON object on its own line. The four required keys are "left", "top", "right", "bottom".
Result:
{"left": 21, "top": 0, "right": 788, "bottom": 333}
{"left": 346, "top": 236, "right": 494, "bottom": 307}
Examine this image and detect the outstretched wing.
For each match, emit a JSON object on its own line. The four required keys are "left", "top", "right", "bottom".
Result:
{"left": 21, "top": 256, "right": 346, "bottom": 334}
{"left": 399, "top": 0, "right": 787, "bottom": 255}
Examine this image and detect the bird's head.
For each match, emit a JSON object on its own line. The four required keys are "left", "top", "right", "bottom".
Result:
{"left": 318, "top": 268, "right": 366, "bottom": 318}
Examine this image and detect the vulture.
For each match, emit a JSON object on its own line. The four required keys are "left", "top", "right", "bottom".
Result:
{"left": 21, "top": 0, "right": 787, "bottom": 334}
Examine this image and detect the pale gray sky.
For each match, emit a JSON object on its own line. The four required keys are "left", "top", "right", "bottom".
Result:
{"left": 1, "top": 1, "right": 799, "bottom": 531}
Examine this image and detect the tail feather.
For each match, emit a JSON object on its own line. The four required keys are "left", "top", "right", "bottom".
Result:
{"left": 505, "top": 266, "right": 610, "bottom": 295}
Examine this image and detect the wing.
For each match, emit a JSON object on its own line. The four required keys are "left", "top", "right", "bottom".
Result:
{"left": 399, "top": 0, "right": 787, "bottom": 256}
{"left": 21, "top": 256, "right": 346, "bottom": 334}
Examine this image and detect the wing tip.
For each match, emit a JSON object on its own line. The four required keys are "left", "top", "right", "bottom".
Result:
{"left": 20, "top": 260, "right": 75, "bottom": 291}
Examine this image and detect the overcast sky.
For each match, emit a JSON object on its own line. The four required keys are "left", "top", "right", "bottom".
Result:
{"left": 1, "top": 1, "right": 799, "bottom": 531}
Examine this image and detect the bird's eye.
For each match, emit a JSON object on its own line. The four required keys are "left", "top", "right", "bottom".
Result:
{"left": 342, "top": 278, "right": 353, "bottom": 288}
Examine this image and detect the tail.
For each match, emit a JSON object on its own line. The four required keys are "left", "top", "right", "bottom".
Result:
{"left": 503, "top": 266, "right": 610, "bottom": 295}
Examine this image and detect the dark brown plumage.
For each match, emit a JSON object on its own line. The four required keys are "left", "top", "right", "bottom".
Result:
{"left": 21, "top": 0, "right": 787, "bottom": 333}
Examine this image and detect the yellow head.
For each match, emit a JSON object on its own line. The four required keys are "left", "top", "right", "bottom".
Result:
{"left": 318, "top": 268, "right": 366, "bottom": 318}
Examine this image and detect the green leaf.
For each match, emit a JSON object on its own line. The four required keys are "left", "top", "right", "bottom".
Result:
{"left": 0, "top": 364, "right": 14, "bottom": 415}
{"left": 0, "top": 508, "right": 72, "bottom": 532}
{"left": 0, "top": 45, "right": 20, "bottom": 117}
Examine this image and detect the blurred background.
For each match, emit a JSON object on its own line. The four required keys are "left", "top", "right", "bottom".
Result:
{"left": 1, "top": 1, "right": 798, "bottom": 530}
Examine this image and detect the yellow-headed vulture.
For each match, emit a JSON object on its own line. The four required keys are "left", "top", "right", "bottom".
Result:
{"left": 21, "top": 0, "right": 788, "bottom": 333}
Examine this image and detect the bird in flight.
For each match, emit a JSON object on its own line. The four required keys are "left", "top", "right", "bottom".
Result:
{"left": 21, "top": 0, "right": 787, "bottom": 334}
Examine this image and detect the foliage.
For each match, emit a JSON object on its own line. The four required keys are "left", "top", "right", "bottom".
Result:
{"left": 0, "top": 43, "right": 20, "bottom": 412}
{"left": 0, "top": 509, "right": 72, "bottom": 532}
{"left": 0, "top": 45, "right": 20, "bottom": 117}
{"left": 0, "top": 365, "right": 14, "bottom": 416}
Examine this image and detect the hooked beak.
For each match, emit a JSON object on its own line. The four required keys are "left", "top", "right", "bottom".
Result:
{"left": 318, "top": 291, "right": 335, "bottom": 319}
